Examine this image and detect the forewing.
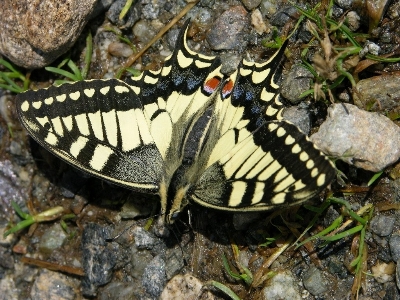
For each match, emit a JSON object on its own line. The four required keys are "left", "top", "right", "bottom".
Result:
{"left": 16, "top": 79, "right": 164, "bottom": 192}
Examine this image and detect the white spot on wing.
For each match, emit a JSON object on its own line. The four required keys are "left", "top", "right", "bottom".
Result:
{"left": 44, "top": 97, "right": 54, "bottom": 105}
{"left": 84, "top": 88, "right": 95, "bottom": 97}
{"left": 115, "top": 85, "right": 130, "bottom": 93}
{"left": 317, "top": 173, "right": 326, "bottom": 186}
{"left": 117, "top": 109, "right": 140, "bottom": 152}
{"left": 88, "top": 111, "right": 104, "bottom": 140}
{"left": 62, "top": 116, "right": 73, "bottom": 131}
{"left": 69, "top": 91, "right": 80, "bottom": 100}
{"left": 33, "top": 101, "right": 42, "bottom": 109}
{"left": 44, "top": 132, "right": 58, "bottom": 146}
{"left": 70, "top": 136, "right": 88, "bottom": 158}
{"left": 89, "top": 144, "right": 114, "bottom": 171}
{"left": 56, "top": 94, "right": 66, "bottom": 102}
{"left": 251, "top": 182, "right": 265, "bottom": 205}
{"left": 177, "top": 50, "right": 193, "bottom": 68}
{"left": 100, "top": 86, "right": 110, "bottom": 95}
{"left": 102, "top": 110, "right": 118, "bottom": 147}
{"left": 75, "top": 114, "right": 90, "bottom": 136}
{"left": 51, "top": 117, "right": 64, "bottom": 136}
{"left": 21, "top": 101, "right": 29, "bottom": 112}
{"left": 228, "top": 181, "right": 247, "bottom": 207}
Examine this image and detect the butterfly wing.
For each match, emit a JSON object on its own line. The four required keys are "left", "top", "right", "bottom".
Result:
{"left": 189, "top": 43, "right": 335, "bottom": 211}
{"left": 16, "top": 79, "right": 164, "bottom": 192}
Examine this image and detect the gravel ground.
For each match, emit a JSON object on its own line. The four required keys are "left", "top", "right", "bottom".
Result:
{"left": 1, "top": 0, "right": 400, "bottom": 299}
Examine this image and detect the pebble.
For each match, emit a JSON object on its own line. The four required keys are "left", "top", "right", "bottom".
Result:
{"left": 133, "top": 226, "right": 158, "bottom": 250}
{"left": 0, "top": 274, "right": 19, "bottom": 299}
{"left": 371, "top": 262, "right": 395, "bottom": 283}
{"left": 100, "top": 282, "right": 137, "bottom": 300}
{"left": 107, "top": 0, "right": 141, "bottom": 28}
{"left": 242, "top": 0, "right": 262, "bottom": 10}
{"left": 262, "top": 270, "right": 301, "bottom": 300}
{"left": 270, "top": 5, "right": 298, "bottom": 27}
{"left": 160, "top": 274, "right": 214, "bottom": 299}
{"left": 389, "top": 234, "right": 400, "bottom": 262}
{"left": 282, "top": 106, "right": 311, "bottom": 135}
{"left": 142, "top": 255, "right": 167, "bottom": 298}
{"left": 108, "top": 42, "right": 134, "bottom": 58}
{"left": 133, "top": 20, "right": 156, "bottom": 44}
{"left": 81, "top": 223, "right": 116, "bottom": 297}
{"left": 251, "top": 9, "right": 268, "bottom": 35}
{"left": 0, "top": 0, "right": 100, "bottom": 69}
{"left": 353, "top": 75, "right": 400, "bottom": 112}
{"left": 206, "top": 6, "right": 249, "bottom": 51}
{"left": 370, "top": 215, "right": 395, "bottom": 237}
{"left": 30, "top": 269, "right": 80, "bottom": 300}
{"left": 259, "top": 0, "right": 280, "bottom": 18}
{"left": 310, "top": 103, "right": 400, "bottom": 172}
{"left": 38, "top": 223, "right": 68, "bottom": 255}
{"left": 345, "top": 11, "right": 360, "bottom": 31}
{"left": 130, "top": 247, "right": 154, "bottom": 279}
{"left": 281, "top": 64, "right": 313, "bottom": 104}
{"left": 302, "top": 266, "right": 329, "bottom": 296}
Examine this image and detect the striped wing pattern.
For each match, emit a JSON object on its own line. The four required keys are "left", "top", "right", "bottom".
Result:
{"left": 16, "top": 20, "right": 335, "bottom": 224}
{"left": 179, "top": 44, "right": 335, "bottom": 214}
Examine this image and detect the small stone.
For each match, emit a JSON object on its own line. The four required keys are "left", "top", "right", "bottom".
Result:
{"left": 251, "top": 9, "right": 268, "bottom": 35}
{"left": 389, "top": 234, "right": 400, "bottom": 261}
{"left": 81, "top": 223, "right": 116, "bottom": 297}
{"left": 345, "top": 11, "right": 360, "bottom": 31}
{"left": 142, "top": 255, "right": 167, "bottom": 298}
{"left": 0, "top": 0, "right": 99, "bottom": 68}
{"left": 133, "top": 20, "right": 156, "bottom": 44}
{"left": 262, "top": 271, "right": 301, "bottom": 300}
{"left": 133, "top": 226, "right": 157, "bottom": 250}
{"left": 30, "top": 269, "right": 79, "bottom": 300}
{"left": 206, "top": 6, "right": 249, "bottom": 51}
{"left": 161, "top": 274, "right": 213, "bottom": 299}
{"left": 353, "top": 75, "right": 400, "bottom": 112}
{"left": 302, "top": 266, "right": 329, "bottom": 296}
{"left": 259, "top": 0, "right": 280, "bottom": 18}
{"left": 108, "top": 42, "right": 133, "bottom": 57}
{"left": 165, "top": 249, "right": 185, "bottom": 279}
{"left": 131, "top": 247, "right": 154, "bottom": 279}
{"left": 371, "top": 262, "right": 395, "bottom": 283}
{"left": 281, "top": 64, "right": 314, "bottom": 104}
{"left": 242, "top": 0, "right": 262, "bottom": 10}
{"left": 282, "top": 106, "right": 311, "bottom": 135}
{"left": 311, "top": 103, "right": 400, "bottom": 172}
{"left": 370, "top": 215, "right": 395, "bottom": 236}
{"left": 270, "top": 5, "right": 298, "bottom": 26}
{"left": 39, "top": 223, "right": 68, "bottom": 255}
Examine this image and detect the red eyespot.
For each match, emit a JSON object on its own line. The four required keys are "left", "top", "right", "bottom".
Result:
{"left": 221, "top": 79, "right": 233, "bottom": 98}
{"left": 203, "top": 76, "right": 221, "bottom": 95}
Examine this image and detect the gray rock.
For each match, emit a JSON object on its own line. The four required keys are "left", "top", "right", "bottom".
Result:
{"left": 81, "top": 223, "right": 116, "bottom": 297}
{"left": 302, "top": 266, "right": 329, "bottom": 296}
{"left": 131, "top": 247, "right": 154, "bottom": 279}
{"left": 370, "top": 215, "right": 395, "bottom": 237}
{"left": 106, "top": 0, "right": 141, "bottom": 28}
{"left": 99, "top": 282, "right": 137, "bottom": 300}
{"left": 259, "top": 0, "right": 280, "bottom": 18}
{"left": 390, "top": 235, "right": 400, "bottom": 262}
{"left": 220, "top": 53, "right": 241, "bottom": 75}
{"left": 38, "top": 223, "right": 68, "bottom": 255}
{"left": 206, "top": 6, "right": 249, "bottom": 51}
{"left": 0, "top": 0, "right": 98, "bottom": 69}
{"left": 262, "top": 271, "right": 301, "bottom": 300}
{"left": 30, "top": 269, "right": 79, "bottom": 300}
{"left": 142, "top": 255, "right": 167, "bottom": 298}
{"left": 132, "top": 20, "right": 156, "bottom": 44}
{"left": 281, "top": 65, "right": 314, "bottom": 104}
{"left": 310, "top": 103, "right": 400, "bottom": 172}
{"left": 241, "top": 0, "right": 262, "bottom": 10}
{"left": 133, "top": 226, "right": 157, "bottom": 250}
{"left": 270, "top": 5, "right": 298, "bottom": 27}
{"left": 282, "top": 106, "right": 311, "bottom": 135}
{"left": 353, "top": 75, "right": 400, "bottom": 112}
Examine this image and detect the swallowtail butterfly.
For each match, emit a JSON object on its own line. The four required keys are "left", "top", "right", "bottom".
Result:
{"left": 16, "top": 20, "right": 335, "bottom": 226}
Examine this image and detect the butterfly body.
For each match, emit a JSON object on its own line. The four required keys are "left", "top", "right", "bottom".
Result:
{"left": 16, "top": 20, "right": 335, "bottom": 226}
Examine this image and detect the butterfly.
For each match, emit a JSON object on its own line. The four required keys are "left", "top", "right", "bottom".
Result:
{"left": 16, "top": 20, "right": 335, "bottom": 226}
